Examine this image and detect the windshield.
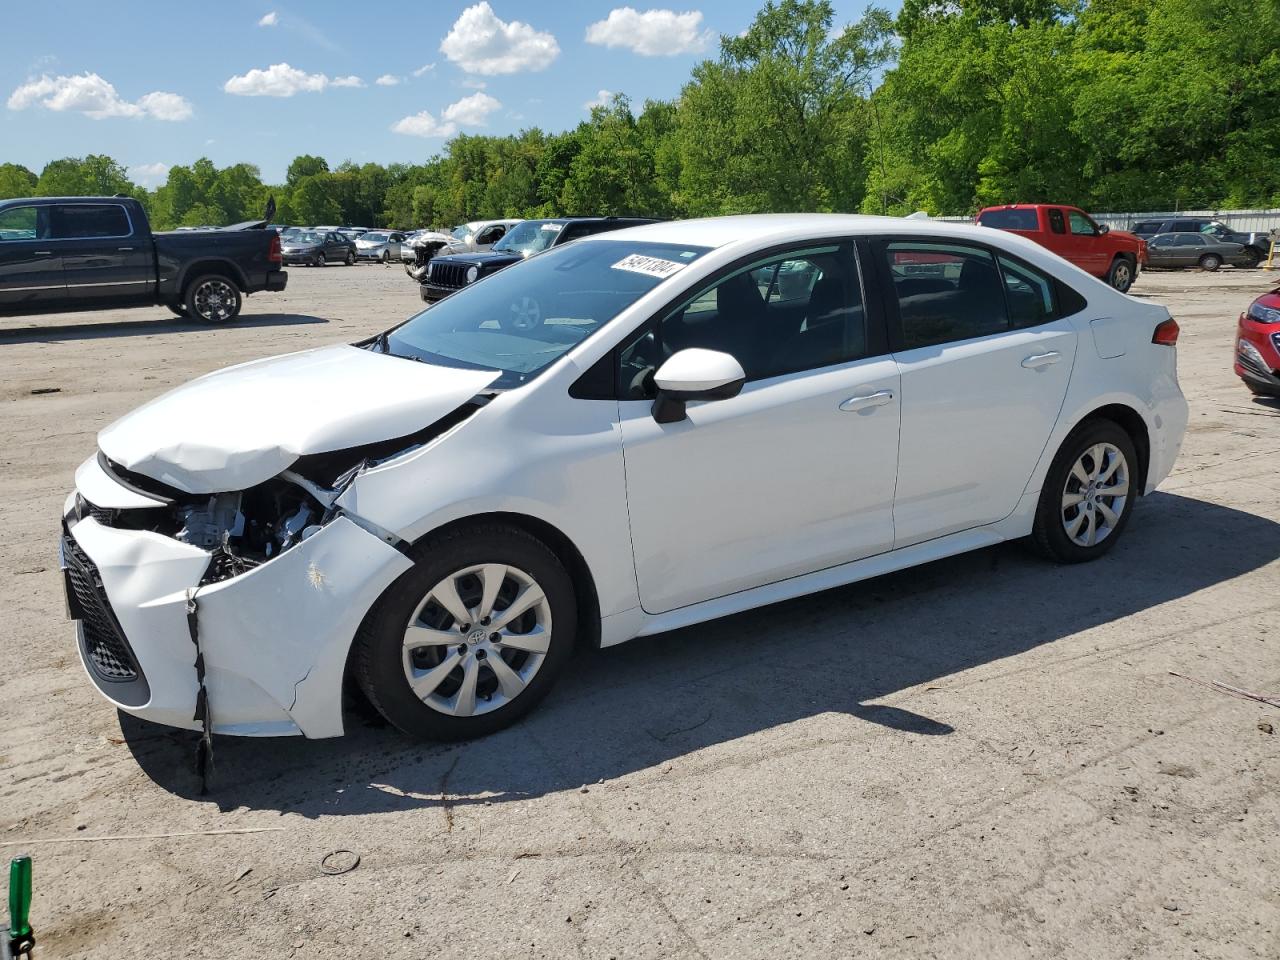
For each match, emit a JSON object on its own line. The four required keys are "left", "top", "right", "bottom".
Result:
{"left": 363, "top": 232, "right": 389, "bottom": 242}
{"left": 384, "top": 240, "right": 711, "bottom": 388}
{"left": 450, "top": 225, "right": 469, "bottom": 240}
{"left": 292, "top": 232, "right": 322, "bottom": 244}
{"left": 493, "top": 220, "right": 563, "bottom": 256}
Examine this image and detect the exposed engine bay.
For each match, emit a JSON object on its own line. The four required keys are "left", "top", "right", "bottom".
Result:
{"left": 83, "top": 398, "right": 487, "bottom": 585}
{"left": 404, "top": 231, "right": 453, "bottom": 282}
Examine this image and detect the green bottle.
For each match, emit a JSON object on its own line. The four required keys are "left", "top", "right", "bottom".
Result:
{"left": 8, "top": 855, "right": 31, "bottom": 942}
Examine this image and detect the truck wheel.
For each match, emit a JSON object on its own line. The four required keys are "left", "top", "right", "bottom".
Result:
{"left": 167, "top": 303, "right": 187, "bottom": 318}
{"left": 184, "top": 275, "right": 242, "bottom": 323}
{"left": 1242, "top": 248, "right": 1263, "bottom": 269}
{"left": 1106, "top": 257, "right": 1134, "bottom": 293}
{"left": 1198, "top": 253, "right": 1222, "bottom": 272}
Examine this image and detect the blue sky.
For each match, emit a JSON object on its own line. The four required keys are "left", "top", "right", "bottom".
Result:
{"left": 2, "top": 1, "right": 896, "bottom": 186}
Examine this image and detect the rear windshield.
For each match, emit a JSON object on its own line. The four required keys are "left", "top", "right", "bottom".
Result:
{"left": 977, "top": 209, "right": 1039, "bottom": 231}
{"left": 385, "top": 239, "right": 711, "bottom": 388}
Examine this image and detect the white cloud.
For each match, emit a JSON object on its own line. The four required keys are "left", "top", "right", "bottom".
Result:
{"left": 128, "top": 162, "right": 170, "bottom": 186}
{"left": 391, "top": 110, "right": 453, "bottom": 138}
{"left": 331, "top": 75, "right": 365, "bottom": 88}
{"left": 258, "top": 10, "right": 278, "bottom": 27}
{"left": 585, "top": 89, "right": 614, "bottom": 110}
{"left": 137, "top": 91, "right": 194, "bottom": 121}
{"left": 375, "top": 74, "right": 402, "bottom": 87}
{"left": 442, "top": 91, "right": 501, "bottom": 125}
{"left": 224, "top": 63, "right": 335, "bottom": 96}
{"left": 585, "top": 8, "right": 711, "bottom": 56}
{"left": 7, "top": 73, "right": 192, "bottom": 121}
{"left": 392, "top": 91, "right": 502, "bottom": 138}
{"left": 412, "top": 62, "right": 436, "bottom": 77}
{"left": 460, "top": 77, "right": 487, "bottom": 90}
{"left": 440, "top": 2, "right": 559, "bottom": 75}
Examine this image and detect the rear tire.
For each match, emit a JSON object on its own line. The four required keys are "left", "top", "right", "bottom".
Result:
{"left": 1106, "top": 257, "right": 1135, "bottom": 292}
{"left": 183, "top": 274, "right": 242, "bottom": 324}
{"left": 353, "top": 523, "right": 578, "bottom": 741}
{"left": 1199, "top": 254, "right": 1222, "bottom": 272}
{"left": 1031, "top": 419, "right": 1138, "bottom": 564}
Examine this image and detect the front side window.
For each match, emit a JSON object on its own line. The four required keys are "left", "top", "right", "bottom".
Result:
{"left": 884, "top": 241, "right": 1009, "bottom": 349}
{"left": 476, "top": 225, "right": 506, "bottom": 245}
{"left": 620, "top": 246, "right": 869, "bottom": 396}
{"left": 387, "top": 240, "right": 710, "bottom": 388}
{"left": 1068, "top": 211, "right": 1097, "bottom": 236}
{"left": 0, "top": 206, "right": 43, "bottom": 241}
{"left": 52, "top": 204, "right": 130, "bottom": 239}
{"left": 1174, "top": 235, "right": 1205, "bottom": 247}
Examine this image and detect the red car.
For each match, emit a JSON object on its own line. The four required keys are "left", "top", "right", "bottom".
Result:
{"left": 1235, "top": 287, "right": 1280, "bottom": 397}
{"left": 977, "top": 204, "right": 1147, "bottom": 293}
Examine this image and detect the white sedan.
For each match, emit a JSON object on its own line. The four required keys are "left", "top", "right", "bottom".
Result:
{"left": 61, "top": 215, "right": 1187, "bottom": 741}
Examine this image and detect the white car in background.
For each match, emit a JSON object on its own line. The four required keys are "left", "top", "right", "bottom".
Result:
{"left": 61, "top": 215, "right": 1187, "bottom": 743}
{"left": 439, "top": 219, "right": 523, "bottom": 256}
{"left": 355, "top": 230, "right": 407, "bottom": 263}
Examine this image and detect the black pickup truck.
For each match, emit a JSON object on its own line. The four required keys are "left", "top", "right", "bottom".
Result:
{"left": 0, "top": 196, "right": 287, "bottom": 322}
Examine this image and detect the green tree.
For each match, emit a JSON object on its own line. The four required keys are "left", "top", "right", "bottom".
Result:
{"left": 34, "top": 155, "right": 134, "bottom": 196}
{"left": 677, "top": 0, "right": 895, "bottom": 215}
{"left": 0, "top": 163, "right": 37, "bottom": 199}
{"left": 290, "top": 174, "right": 343, "bottom": 225}
{"left": 286, "top": 155, "right": 329, "bottom": 189}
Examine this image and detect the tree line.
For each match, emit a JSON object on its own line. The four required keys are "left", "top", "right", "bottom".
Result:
{"left": 2, "top": 0, "right": 1276, "bottom": 229}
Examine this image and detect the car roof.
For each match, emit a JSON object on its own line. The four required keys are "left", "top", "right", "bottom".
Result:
{"left": 592, "top": 213, "right": 1023, "bottom": 252}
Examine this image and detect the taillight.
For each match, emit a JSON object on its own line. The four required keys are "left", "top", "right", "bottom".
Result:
{"left": 268, "top": 233, "right": 282, "bottom": 265}
{"left": 1152, "top": 318, "right": 1179, "bottom": 345}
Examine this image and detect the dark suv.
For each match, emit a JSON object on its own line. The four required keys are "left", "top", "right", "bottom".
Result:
{"left": 1130, "top": 217, "right": 1269, "bottom": 268}
{"left": 419, "top": 217, "right": 658, "bottom": 303}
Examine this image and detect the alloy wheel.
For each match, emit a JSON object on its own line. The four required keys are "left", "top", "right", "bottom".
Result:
{"left": 1061, "top": 442, "right": 1129, "bottom": 547}
{"left": 192, "top": 278, "right": 237, "bottom": 322}
{"left": 1112, "top": 262, "right": 1132, "bottom": 291}
{"left": 402, "top": 563, "right": 552, "bottom": 717}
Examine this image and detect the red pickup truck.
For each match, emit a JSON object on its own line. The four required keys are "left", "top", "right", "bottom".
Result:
{"left": 976, "top": 204, "right": 1146, "bottom": 293}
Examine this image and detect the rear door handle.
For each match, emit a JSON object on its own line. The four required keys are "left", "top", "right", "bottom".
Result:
{"left": 1021, "top": 351, "right": 1061, "bottom": 369}
{"left": 839, "top": 389, "right": 895, "bottom": 412}
{"left": 117, "top": 246, "right": 134, "bottom": 252}
{"left": 34, "top": 250, "right": 52, "bottom": 256}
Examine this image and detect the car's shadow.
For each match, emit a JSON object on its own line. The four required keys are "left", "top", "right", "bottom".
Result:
{"left": 121, "top": 492, "right": 1279, "bottom": 814}
{"left": 0, "top": 312, "right": 326, "bottom": 344}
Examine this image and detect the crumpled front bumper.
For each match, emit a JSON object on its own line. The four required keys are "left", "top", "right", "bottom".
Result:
{"left": 63, "top": 481, "right": 412, "bottom": 738}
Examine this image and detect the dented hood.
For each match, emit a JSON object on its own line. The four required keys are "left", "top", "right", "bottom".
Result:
{"left": 98, "top": 344, "right": 498, "bottom": 494}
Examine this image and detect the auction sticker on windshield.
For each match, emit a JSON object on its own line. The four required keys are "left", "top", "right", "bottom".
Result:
{"left": 612, "top": 254, "right": 687, "bottom": 279}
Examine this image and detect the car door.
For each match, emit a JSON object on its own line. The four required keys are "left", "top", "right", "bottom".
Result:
{"left": 876, "top": 238, "right": 1077, "bottom": 547}
{"left": 617, "top": 241, "right": 900, "bottom": 614}
{"left": 325, "top": 233, "right": 346, "bottom": 260}
{"left": 55, "top": 203, "right": 152, "bottom": 305}
{"left": 1066, "top": 209, "right": 1107, "bottom": 274}
{"left": 1171, "top": 235, "right": 1206, "bottom": 266}
{"left": 1146, "top": 234, "right": 1179, "bottom": 266}
{"left": 0, "top": 204, "right": 65, "bottom": 309}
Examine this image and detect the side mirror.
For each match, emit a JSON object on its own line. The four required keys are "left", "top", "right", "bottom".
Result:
{"left": 651, "top": 348, "right": 746, "bottom": 424}
{"left": 1098, "top": 223, "right": 1110, "bottom": 234}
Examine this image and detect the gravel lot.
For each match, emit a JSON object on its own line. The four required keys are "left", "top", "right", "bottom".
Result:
{"left": 2, "top": 261, "right": 1277, "bottom": 959}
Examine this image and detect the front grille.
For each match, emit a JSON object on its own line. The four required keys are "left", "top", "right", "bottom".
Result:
{"left": 427, "top": 260, "right": 468, "bottom": 289}
{"left": 63, "top": 533, "right": 139, "bottom": 682}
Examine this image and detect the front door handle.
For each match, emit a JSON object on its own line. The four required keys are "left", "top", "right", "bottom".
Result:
{"left": 33, "top": 250, "right": 52, "bottom": 256}
{"left": 1021, "top": 351, "right": 1061, "bottom": 369}
{"left": 117, "top": 246, "right": 134, "bottom": 252}
{"left": 839, "top": 389, "right": 895, "bottom": 412}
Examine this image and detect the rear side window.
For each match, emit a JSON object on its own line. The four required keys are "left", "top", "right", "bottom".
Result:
{"left": 1047, "top": 209, "right": 1066, "bottom": 234}
{"left": 52, "top": 204, "right": 130, "bottom": 239}
{"left": 1174, "top": 235, "right": 1205, "bottom": 247}
{"left": 977, "top": 209, "right": 1038, "bottom": 231}
{"left": 998, "top": 256, "right": 1055, "bottom": 328}
{"left": 883, "top": 241, "right": 1009, "bottom": 349}
{"left": 1171, "top": 219, "right": 1199, "bottom": 231}
{"left": 1132, "top": 220, "right": 1159, "bottom": 235}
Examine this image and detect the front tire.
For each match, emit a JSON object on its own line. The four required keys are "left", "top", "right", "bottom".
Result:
{"left": 1031, "top": 420, "right": 1138, "bottom": 563}
{"left": 1199, "top": 253, "right": 1222, "bottom": 272}
{"left": 1242, "top": 247, "right": 1263, "bottom": 269}
{"left": 345, "top": 250, "right": 356, "bottom": 266}
{"left": 316, "top": 253, "right": 327, "bottom": 268}
{"left": 1106, "top": 256, "right": 1135, "bottom": 292}
{"left": 353, "top": 524, "right": 578, "bottom": 740}
{"left": 184, "top": 274, "right": 242, "bottom": 323}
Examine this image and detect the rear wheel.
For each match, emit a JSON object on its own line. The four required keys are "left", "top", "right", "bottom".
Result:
{"left": 1031, "top": 420, "right": 1138, "bottom": 563}
{"left": 1199, "top": 253, "right": 1222, "bottom": 272}
{"left": 1106, "top": 257, "right": 1134, "bottom": 292}
{"left": 353, "top": 524, "right": 577, "bottom": 740}
{"left": 183, "top": 274, "right": 242, "bottom": 323}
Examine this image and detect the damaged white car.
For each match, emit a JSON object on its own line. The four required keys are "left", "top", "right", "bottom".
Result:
{"left": 62, "top": 215, "right": 1187, "bottom": 741}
